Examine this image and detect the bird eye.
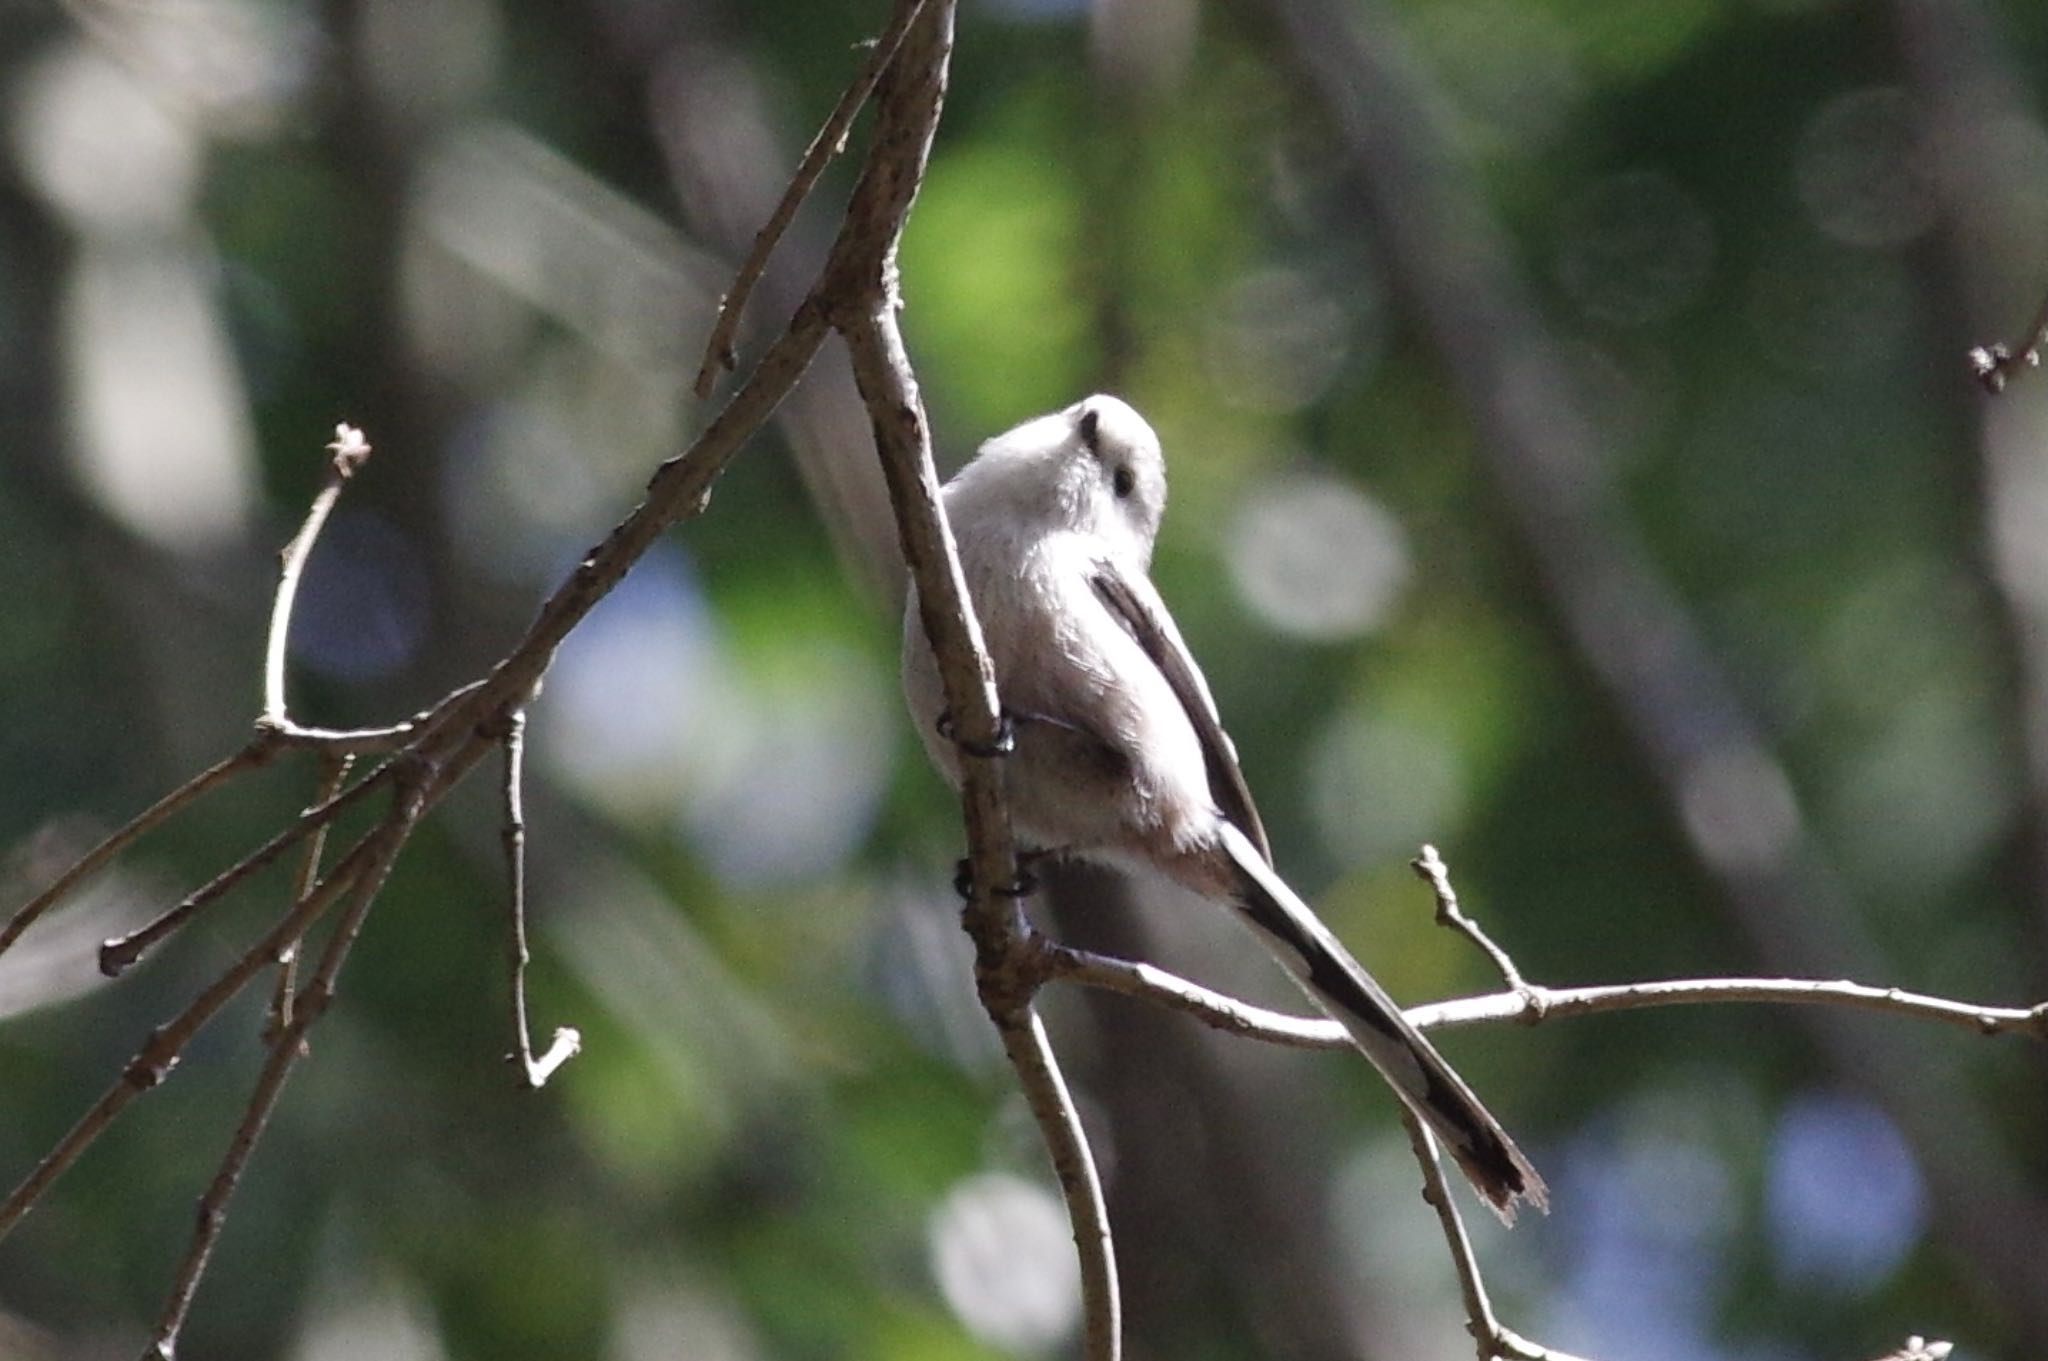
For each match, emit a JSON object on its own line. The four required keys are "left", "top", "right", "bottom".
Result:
{"left": 1112, "top": 465, "right": 1136, "bottom": 499}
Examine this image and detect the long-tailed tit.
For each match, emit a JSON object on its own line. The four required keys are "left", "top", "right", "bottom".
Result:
{"left": 902, "top": 395, "right": 1544, "bottom": 1220}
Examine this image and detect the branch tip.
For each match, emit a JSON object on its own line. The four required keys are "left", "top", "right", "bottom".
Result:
{"left": 1411, "top": 843, "right": 1534, "bottom": 999}
{"left": 1969, "top": 286, "right": 2048, "bottom": 394}
{"left": 1873, "top": 1338, "right": 1953, "bottom": 1361}
{"left": 326, "top": 422, "right": 372, "bottom": 476}
{"left": 517, "top": 1026, "right": 583, "bottom": 1090}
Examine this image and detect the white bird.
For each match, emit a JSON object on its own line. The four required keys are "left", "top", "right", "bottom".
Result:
{"left": 902, "top": 394, "right": 1545, "bottom": 1220}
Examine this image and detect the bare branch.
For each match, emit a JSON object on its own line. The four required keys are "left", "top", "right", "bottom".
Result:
{"left": 1, "top": 0, "right": 952, "bottom": 1326}
{"left": 97, "top": 761, "right": 395, "bottom": 979}
{"left": 88, "top": 311, "right": 832, "bottom": 985}
{"left": 1049, "top": 943, "right": 2048, "bottom": 1049}
{"left": 0, "top": 744, "right": 486, "bottom": 1242}
{"left": 1399, "top": 1091, "right": 1600, "bottom": 1361}
{"left": 497, "top": 710, "right": 580, "bottom": 1089}
{"left": 1491, "top": 1329, "right": 1601, "bottom": 1361}
{"left": 266, "top": 753, "right": 354, "bottom": 1042}
{"left": 0, "top": 831, "right": 373, "bottom": 1241}
{"left": 472, "top": 301, "right": 830, "bottom": 725}
{"left": 263, "top": 679, "right": 490, "bottom": 755}
{"left": 263, "top": 424, "right": 372, "bottom": 729}
{"left": 143, "top": 781, "right": 421, "bottom": 1361}
{"left": 1, "top": 0, "right": 978, "bottom": 1339}
{"left": 692, "top": 0, "right": 931, "bottom": 398}
{"left": 994, "top": 1004, "right": 1121, "bottom": 1361}
{"left": 1410, "top": 976, "right": 2048, "bottom": 1040}
{"left": 817, "top": 4, "right": 1123, "bottom": 1353}
{"left": 0, "top": 738, "right": 280, "bottom": 963}
{"left": 1397, "top": 1112, "right": 1504, "bottom": 1361}
{"left": 1045, "top": 944, "right": 1346, "bottom": 1045}
{"left": 1412, "top": 844, "right": 1534, "bottom": 1002}
{"left": 824, "top": 0, "right": 1022, "bottom": 969}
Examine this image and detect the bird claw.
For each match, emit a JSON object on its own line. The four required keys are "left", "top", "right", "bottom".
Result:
{"left": 953, "top": 850, "right": 1043, "bottom": 900}
{"left": 935, "top": 708, "right": 1017, "bottom": 759}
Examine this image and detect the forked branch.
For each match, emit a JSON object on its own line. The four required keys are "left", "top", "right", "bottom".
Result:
{"left": 692, "top": 0, "right": 931, "bottom": 397}
{"left": 144, "top": 777, "right": 426, "bottom": 1361}
{"left": 1047, "top": 847, "right": 1992, "bottom": 1360}
{"left": 267, "top": 753, "right": 354, "bottom": 1040}
{"left": 0, "top": 741, "right": 280, "bottom": 960}
{"left": 0, "top": 5, "right": 1017, "bottom": 1352}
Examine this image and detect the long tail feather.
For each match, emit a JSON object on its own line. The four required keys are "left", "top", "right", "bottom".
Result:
{"left": 1216, "top": 824, "right": 1546, "bottom": 1221}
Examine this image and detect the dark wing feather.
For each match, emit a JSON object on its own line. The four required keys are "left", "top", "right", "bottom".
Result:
{"left": 1089, "top": 564, "right": 1273, "bottom": 865}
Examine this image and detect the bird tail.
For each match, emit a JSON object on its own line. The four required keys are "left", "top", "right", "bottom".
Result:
{"left": 1216, "top": 823, "right": 1546, "bottom": 1222}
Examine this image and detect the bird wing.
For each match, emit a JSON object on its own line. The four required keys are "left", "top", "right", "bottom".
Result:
{"left": 1088, "top": 562, "right": 1274, "bottom": 865}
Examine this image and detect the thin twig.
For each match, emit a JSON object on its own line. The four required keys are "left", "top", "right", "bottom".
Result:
{"left": 993, "top": 1004, "right": 1121, "bottom": 1361}
{"left": 144, "top": 781, "right": 421, "bottom": 1361}
{"left": 267, "top": 753, "right": 354, "bottom": 1042}
{"left": 98, "top": 761, "right": 396, "bottom": 979}
{"left": 1398, "top": 1095, "right": 1602, "bottom": 1361}
{"left": 1398, "top": 1111, "right": 1503, "bottom": 1361}
{"left": 691, "top": 0, "right": 930, "bottom": 398}
{"left": 1049, "top": 946, "right": 2048, "bottom": 1049}
{"left": 0, "top": 737, "right": 280, "bottom": 962}
{"left": 1412, "top": 844, "right": 1536, "bottom": 1003}
{"left": 0, "top": 830, "right": 374, "bottom": 1240}
{"left": 474, "top": 302, "right": 831, "bottom": 720}
{"left": 263, "top": 678, "right": 490, "bottom": 755}
{"left": 263, "top": 425, "right": 371, "bottom": 728}
{"left": 0, "top": 740, "right": 490, "bottom": 1242}
{"left": 1969, "top": 287, "right": 2048, "bottom": 393}
{"left": 7, "top": 0, "right": 996, "bottom": 1345}
{"left": 1409, "top": 976, "right": 2048, "bottom": 1040}
{"left": 497, "top": 711, "right": 579, "bottom": 1089}
{"left": 1044, "top": 943, "right": 1344, "bottom": 1044}
{"left": 1492, "top": 1329, "right": 1600, "bottom": 1361}
{"left": 0, "top": 0, "right": 879, "bottom": 1270}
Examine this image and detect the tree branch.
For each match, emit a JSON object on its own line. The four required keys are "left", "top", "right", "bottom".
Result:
{"left": 0, "top": 8, "right": 946, "bottom": 1337}
{"left": 96, "top": 761, "right": 394, "bottom": 979}
{"left": 263, "top": 424, "right": 370, "bottom": 728}
{"left": 142, "top": 777, "right": 424, "bottom": 1361}
{"left": 788, "top": 4, "right": 1119, "bottom": 1354}
{"left": 265, "top": 752, "right": 354, "bottom": 1042}
{"left": 691, "top": 0, "right": 930, "bottom": 397}
{"left": 0, "top": 738, "right": 280, "bottom": 961}
{"left": 1398, "top": 1114, "right": 1514, "bottom": 1361}
{"left": 993, "top": 1003, "right": 1121, "bottom": 1361}
{"left": 497, "top": 709, "right": 579, "bottom": 1089}
{"left": 4, "top": 802, "right": 376, "bottom": 1239}
{"left": 1, "top": 2, "right": 1035, "bottom": 1344}
{"left": 1413, "top": 844, "right": 1533, "bottom": 1001}
{"left": 1052, "top": 945, "right": 2048, "bottom": 1050}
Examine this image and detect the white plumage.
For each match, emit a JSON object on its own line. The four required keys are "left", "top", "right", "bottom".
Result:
{"left": 903, "top": 395, "right": 1544, "bottom": 1220}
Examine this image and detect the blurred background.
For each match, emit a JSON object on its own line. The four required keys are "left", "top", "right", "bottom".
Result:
{"left": 2, "top": 0, "right": 2047, "bottom": 1357}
